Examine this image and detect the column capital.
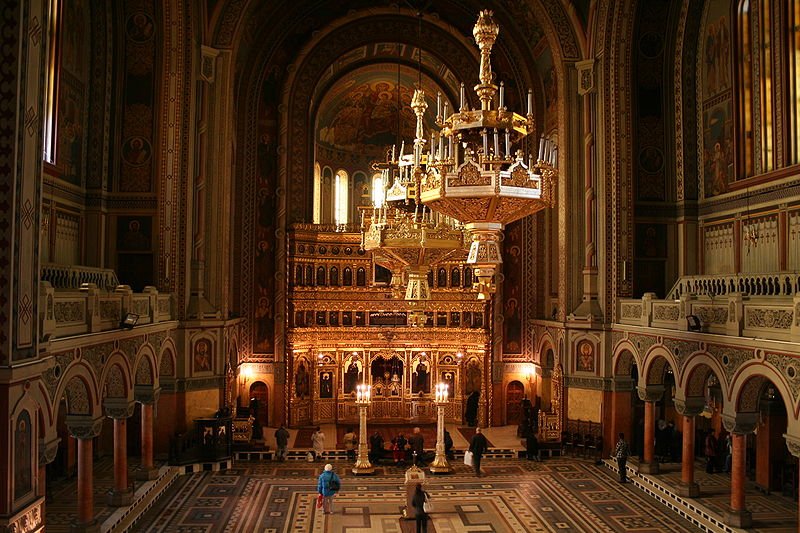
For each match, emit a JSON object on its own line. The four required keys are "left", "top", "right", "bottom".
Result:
{"left": 134, "top": 385, "right": 161, "bottom": 405}
{"left": 674, "top": 397, "right": 705, "bottom": 417}
{"left": 637, "top": 385, "right": 664, "bottom": 402}
{"left": 104, "top": 398, "right": 136, "bottom": 419}
{"left": 66, "top": 415, "right": 104, "bottom": 440}
{"left": 722, "top": 412, "right": 758, "bottom": 434}
{"left": 784, "top": 433, "right": 800, "bottom": 458}
{"left": 39, "top": 436, "right": 61, "bottom": 465}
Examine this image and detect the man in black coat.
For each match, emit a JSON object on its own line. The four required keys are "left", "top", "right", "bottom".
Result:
{"left": 469, "top": 427, "right": 489, "bottom": 476}
{"left": 408, "top": 427, "right": 425, "bottom": 465}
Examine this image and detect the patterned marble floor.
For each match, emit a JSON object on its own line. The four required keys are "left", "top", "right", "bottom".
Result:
{"left": 132, "top": 459, "right": 706, "bottom": 532}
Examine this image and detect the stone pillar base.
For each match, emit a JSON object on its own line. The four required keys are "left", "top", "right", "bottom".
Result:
{"left": 723, "top": 508, "right": 752, "bottom": 528}
{"left": 676, "top": 481, "right": 700, "bottom": 498}
{"left": 638, "top": 461, "right": 660, "bottom": 475}
{"left": 107, "top": 488, "right": 134, "bottom": 506}
{"left": 70, "top": 519, "right": 99, "bottom": 533}
{"left": 135, "top": 467, "right": 159, "bottom": 481}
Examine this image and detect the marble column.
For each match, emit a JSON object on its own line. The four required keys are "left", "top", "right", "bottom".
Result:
{"left": 675, "top": 398, "right": 703, "bottom": 497}
{"left": 722, "top": 413, "right": 756, "bottom": 528}
{"left": 638, "top": 386, "right": 663, "bottom": 475}
{"left": 105, "top": 399, "right": 135, "bottom": 506}
{"left": 66, "top": 416, "right": 103, "bottom": 533}
{"left": 135, "top": 388, "right": 160, "bottom": 481}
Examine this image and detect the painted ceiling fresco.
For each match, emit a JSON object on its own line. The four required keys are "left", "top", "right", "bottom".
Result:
{"left": 316, "top": 63, "right": 453, "bottom": 157}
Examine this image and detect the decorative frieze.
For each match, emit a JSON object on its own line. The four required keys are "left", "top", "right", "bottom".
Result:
{"left": 663, "top": 338, "right": 700, "bottom": 371}
{"left": 54, "top": 301, "right": 84, "bottom": 323}
{"left": 653, "top": 303, "right": 680, "bottom": 321}
{"left": 708, "top": 344, "right": 754, "bottom": 381}
{"left": 620, "top": 303, "right": 642, "bottom": 319}
{"left": 692, "top": 305, "right": 728, "bottom": 325}
{"left": 745, "top": 307, "right": 793, "bottom": 330}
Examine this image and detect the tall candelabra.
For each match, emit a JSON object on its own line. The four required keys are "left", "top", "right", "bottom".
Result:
{"left": 429, "top": 383, "right": 452, "bottom": 474}
{"left": 352, "top": 384, "right": 374, "bottom": 475}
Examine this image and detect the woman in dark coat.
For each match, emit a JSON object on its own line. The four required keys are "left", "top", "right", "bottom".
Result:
{"left": 410, "top": 483, "right": 429, "bottom": 533}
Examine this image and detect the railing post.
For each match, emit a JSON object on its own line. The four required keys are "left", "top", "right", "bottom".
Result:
{"left": 40, "top": 281, "right": 56, "bottom": 341}
{"left": 641, "top": 292, "right": 655, "bottom": 327}
{"left": 114, "top": 285, "right": 133, "bottom": 318}
{"left": 679, "top": 293, "right": 691, "bottom": 331}
{"left": 80, "top": 283, "right": 101, "bottom": 332}
{"left": 143, "top": 286, "right": 159, "bottom": 322}
{"left": 726, "top": 292, "right": 743, "bottom": 336}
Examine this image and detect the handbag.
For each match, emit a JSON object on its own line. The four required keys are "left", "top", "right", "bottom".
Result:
{"left": 464, "top": 450, "right": 474, "bottom": 466}
{"left": 306, "top": 452, "right": 315, "bottom": 462}
{"left": 423, "top": 500, "right": 434, "bottom": 513}
{"left": 316, "top": 494, "right": 324, "bottom": 509}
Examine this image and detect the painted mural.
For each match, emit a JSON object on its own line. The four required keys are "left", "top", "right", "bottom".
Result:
{"left": 14, "top": 410, "right": 32, "bottom": 501}
{"left": 119, "top": 0, "right": 157, "bottom": 193}
{"left": 56, "top": 0, "right": 88, "bottom": 186}
{"left": 253, "top": 72, "right": 278, "bottom": 354}
{"left": 502, "top": 221, "right": 523, "bottom": 354}
{"left": 700, "top": 1, "right": 734, "bottom": 198}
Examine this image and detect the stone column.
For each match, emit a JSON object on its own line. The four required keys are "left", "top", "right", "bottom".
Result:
{"left": 66, "top": 416, "right": 103, "bottom": 533}
{"left": 135, "top": 387, "right": 160, "bottom": 481}
{"left": 674, "top": 397, "right": 704, "bottom": 497}
{"left": 786, "top": 435, "right": 800, "bottom": 533}
{"left": 722, "top": 413, "right": 756, "bottom": 528}
{"left": 104, "top": 399, "right": 135, "bottom": 506}
{"left": 637, "top": 386, "right": 664, "bottom": 474}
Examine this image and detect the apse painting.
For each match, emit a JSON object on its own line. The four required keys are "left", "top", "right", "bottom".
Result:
{"left": 702, "top": 100, "right": 733, "bottom": 198}
{"left": 575, "top": 340, "right": 595, "bottom": 373}
{"left": 703, "top": 14, "right": 732, "bottom": 98}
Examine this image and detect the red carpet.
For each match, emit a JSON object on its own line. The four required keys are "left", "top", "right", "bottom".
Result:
{"left": 458, "top": 427, "right": 493, "bottom": 447}
{"left": 293, "top": 428, "right": 315, "bottom": 448}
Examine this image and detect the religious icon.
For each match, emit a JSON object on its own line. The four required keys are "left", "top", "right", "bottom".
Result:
{"left": 576, "top": 341, "right": 595, "bottom": 373}
{"left": 193, "top": 339, "right": 212, "bottom": 373}
{"left": 295, "top": 363, "right": 309, "bottom": 399}
{"left": 344, "top": 359, "right": 361, "bottom": 394}
{"left": 412, "top": 360, "right": 430, "bottom": 394}
{"left": 320, "top": 372, "right": 333, "bottom": 398}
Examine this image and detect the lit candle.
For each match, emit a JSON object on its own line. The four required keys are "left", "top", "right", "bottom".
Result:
{"left": 499, "top": 81, "right": 505, "bottom": 110}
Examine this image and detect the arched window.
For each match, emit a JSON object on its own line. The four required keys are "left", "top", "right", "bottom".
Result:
{"left": 305, "top": 265, "right": 314, "bottom": 286}
{"left": 464, "top": 267, "right": 473, "bottom": 288}
{"left": 736, "top": 0, "right": 800, "bottom": 176}
{"left": 372, "top": 172, "right": 385, "bottom": 208}
{"left": 451, "top": 268, "right": 461, "bottom": 287}
{"left": 343, "top": 267, "right": 353, "bottom": 286}
{"left": 437, "top": 268, "right": 447, "bottom": 288}
{"left": 313, "top": 163, "right": 322, "bottom": 224}
{"left": 329, "top": 266, "right": 339, "bottom": 286}
{"left": 334, "top": 170, "right": 349, "bottom": 225}
{"left": 316, "top": 266, "right": 327, "bottom": 286}
{"left": 356, "top": 267, "right": 366, "bottom": 286}
{"left": 295, "top": 265, "right": 303, "bottom": 286}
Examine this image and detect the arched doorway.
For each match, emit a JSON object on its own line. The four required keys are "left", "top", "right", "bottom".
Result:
{"left": 506, "top": 380, "right": 525, "bottom": 425}
{"left": 250, "top": 382, "right": 269, "bottom": 429}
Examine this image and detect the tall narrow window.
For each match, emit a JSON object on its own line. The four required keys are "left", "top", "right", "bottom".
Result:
{"left": 738, "top": 0, "right": 754, "bottom": 176}
{"left": 758, "top": 0, "right": 774, "bottom": 172}
{"left": 42, "top": 0, "right": 61, "bottom": 163}
{"left": 790, "top": 1, "right": 800, "bottom": 164}
{"left": 313, "top": 163, "right": 321, "bottom": 224}
{"left": 334, "top": 170, "right": 349, "bottom": 225}
{"left": 372, "top": 172, "right": 384, "bottom": 208}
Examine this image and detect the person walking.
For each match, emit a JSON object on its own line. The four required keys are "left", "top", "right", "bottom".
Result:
{"left": 312, "top": 426, "right": 325, "bottom": 461}
{"left": 444, "top": 429, "right": 454, "bottom": 460}
{"left": 343, "top": 427, "right": 357, "bottom": 461}
{"left": 614, "top": 432, "right": 630, "bottom": 482}
{"left": 369, "top": 431, "right": 384, "bottom": 464}
{"left": 410, "top": 483, "right": 430, "bottom": 533}
{"left": 704, "top": 429, "right": 717, "bottom": 473}
{"left": 525, "top": 427, "right": 540, "bottom": 461}
{"left": 317, "top": 464, "right": 341, "bottom": 515}
{"left": 275, "top": 425, "right": 290, "bottom": 462}
{"left": 409, "top": 427, "right": 425, "bottom": 466}
{"left": 469, "top": 427, "right": 489, "bottom": 477}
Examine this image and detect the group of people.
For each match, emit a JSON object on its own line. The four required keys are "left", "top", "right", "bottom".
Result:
{"left": 365, "top": 427, "right": 454, "bottom": 465}
{"left": 704, "top": 428, "right": 733, "bottom": 474}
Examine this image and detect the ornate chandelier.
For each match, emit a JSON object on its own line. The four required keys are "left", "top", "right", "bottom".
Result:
{"left": 419, "top": 10, "right": 558, "bottom": 299}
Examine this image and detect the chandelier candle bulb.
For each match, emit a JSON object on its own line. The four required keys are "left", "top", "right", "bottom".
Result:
{"left": 527, "top": 88, "right": 533, "bottom": 116}
{"left": 460, "top": 83, "right": 466, "bottom": 111}
{"left": 493, "top": 129, "right": 499, "bottom": 161}
{"left": 505, "top": 129, "right": 511, "bottom": 159}
{"left": 499, "top": 81, "right": 505, "bottom": 110}
{"left": 482, "top": 129, "right": 488, "bottom": 160}
{"left": 439, "top": 134, "right": 444, "bottom": 160}
{"left": 437, "top": 91, "right": 442, "bottom": 119}
{"left": 538, "top": 136, "right": 545, "bottom": 161}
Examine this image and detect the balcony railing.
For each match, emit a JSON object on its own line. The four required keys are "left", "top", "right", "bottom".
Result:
{"left": 41, "top": 263, "right": 120, "bottom": 291}
{"left": 618, "top": 291, "right": 800, "bottom": 343}
{"left": 40, "top": 282, "right": 173, "bottom": 341}
{"left": 666, "top": 271, "right": 800, "bottom": 299}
